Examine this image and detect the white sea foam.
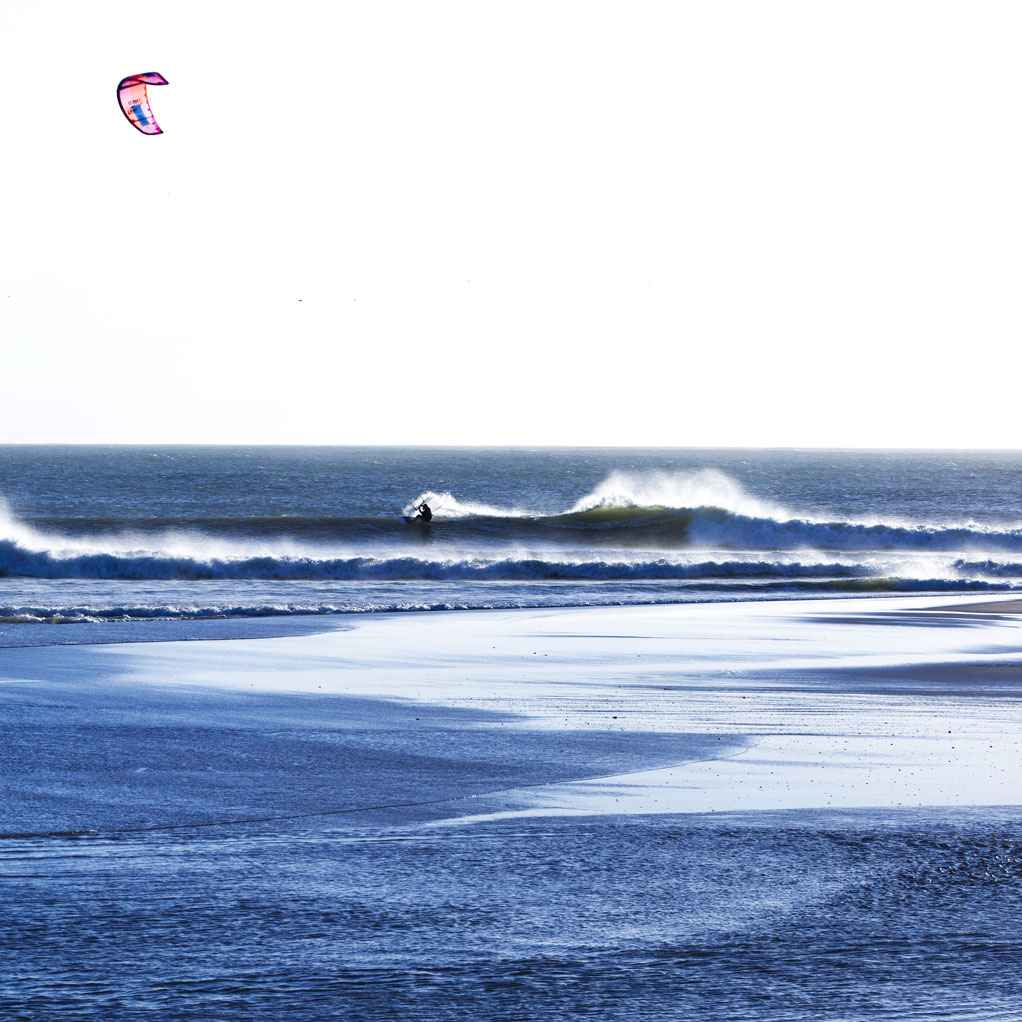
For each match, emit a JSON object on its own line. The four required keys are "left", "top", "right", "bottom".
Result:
{"left": 402, "top": 491, "right": 528, "bottom": 519}
{"left": 570, "top": 469, "right": 793, "bottom": 520}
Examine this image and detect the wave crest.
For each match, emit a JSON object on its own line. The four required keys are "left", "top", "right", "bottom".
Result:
{"left": 570, "top": 468, "right": 791, "bottom": 520}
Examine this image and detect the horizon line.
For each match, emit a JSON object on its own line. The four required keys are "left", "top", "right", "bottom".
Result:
{"left": 2, "top": 442, "right": 1021, "bottom": 453}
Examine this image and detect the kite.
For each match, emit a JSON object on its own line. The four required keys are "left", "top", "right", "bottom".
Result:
{"left": 116, "top": 72, "right": 169, "bottom": 135}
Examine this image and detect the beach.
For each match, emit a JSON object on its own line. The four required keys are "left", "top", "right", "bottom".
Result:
{"left": 4, "top": 593, "right": 1022, "bottom": 1019}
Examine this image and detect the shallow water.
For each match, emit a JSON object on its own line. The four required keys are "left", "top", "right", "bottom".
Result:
{"left": 4, "top": 809, "right": 1022, "bottom": 1021}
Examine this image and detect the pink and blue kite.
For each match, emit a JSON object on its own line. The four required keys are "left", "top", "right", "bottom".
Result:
{"left": 116, "top": 72, "right": 169, "bottom": 135}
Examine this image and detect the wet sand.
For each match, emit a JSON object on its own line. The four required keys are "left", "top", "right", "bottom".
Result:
{"left": 3, "top": 594, "right": 1022, "bottom": 833}
{"left": 935, "top": 597, "right": 1022, "bottom": 614}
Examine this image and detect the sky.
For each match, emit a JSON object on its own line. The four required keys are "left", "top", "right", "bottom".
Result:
{"left": 2, "top": 1, "right": 1021, "bottom": 447}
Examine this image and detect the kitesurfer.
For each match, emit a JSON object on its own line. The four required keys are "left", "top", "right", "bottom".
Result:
{"left": 415, "top": 502, "right": 433, "bottom": 523}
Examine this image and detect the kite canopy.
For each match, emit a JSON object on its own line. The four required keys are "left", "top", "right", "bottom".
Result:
{"left": 116, "top": 72, "right": 169, "bottom": 135}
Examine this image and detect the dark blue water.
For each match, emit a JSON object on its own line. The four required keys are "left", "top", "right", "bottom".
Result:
{"left": 3, "top": 446, "right": 1022, "bottom": 633}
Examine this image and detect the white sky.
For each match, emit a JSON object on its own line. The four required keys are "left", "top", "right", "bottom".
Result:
{"left": 2, "top": 1, "right": 1020, "bottom": 446}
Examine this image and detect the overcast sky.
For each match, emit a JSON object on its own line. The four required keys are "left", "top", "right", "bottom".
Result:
{"left": 2, "top": 1, "right": 1020, "bottom": 446}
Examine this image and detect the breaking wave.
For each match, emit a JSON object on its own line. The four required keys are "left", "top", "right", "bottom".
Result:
{"left": 0, "top": 543, "right": 885, "bottom": 582}
{"left": 395, "top": 470, "right": 1022, "bottom": 553}
{"left": 5, "top": 470, "right": 1022, "bottom": 588}
{"left": 23, "top": 507, "right": 1022, "bottom": 553}
{"left": 3, "top": 538, "right": 1022, "bottom": 588}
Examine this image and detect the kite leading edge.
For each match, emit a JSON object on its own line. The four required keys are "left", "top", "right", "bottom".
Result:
{"left": 116, "top": 72, "right": 169, "bottom": 135}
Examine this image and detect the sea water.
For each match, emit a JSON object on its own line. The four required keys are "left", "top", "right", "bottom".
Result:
{"left": 3, "top": 446, "right": 1022, "bottom": 638}
{"left": 5, "top": 809, "right": 1022, "bottom": 1021}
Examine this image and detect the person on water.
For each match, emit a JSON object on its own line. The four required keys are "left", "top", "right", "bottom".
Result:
{"left": 415, "top": 501, "right": 433, "bottom": 523}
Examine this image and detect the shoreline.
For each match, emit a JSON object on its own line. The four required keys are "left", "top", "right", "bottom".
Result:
{"left": 1, "top": 587, "right": 1017, "bottom": 652}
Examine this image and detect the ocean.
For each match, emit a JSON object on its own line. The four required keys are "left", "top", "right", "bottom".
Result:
{"left": 3, "top": 446, "right": 1022, "bottom": 637}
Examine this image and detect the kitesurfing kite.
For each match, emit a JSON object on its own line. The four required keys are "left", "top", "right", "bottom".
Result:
{"left": 116, "top": 72, "right": 169, "bottom": 135}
